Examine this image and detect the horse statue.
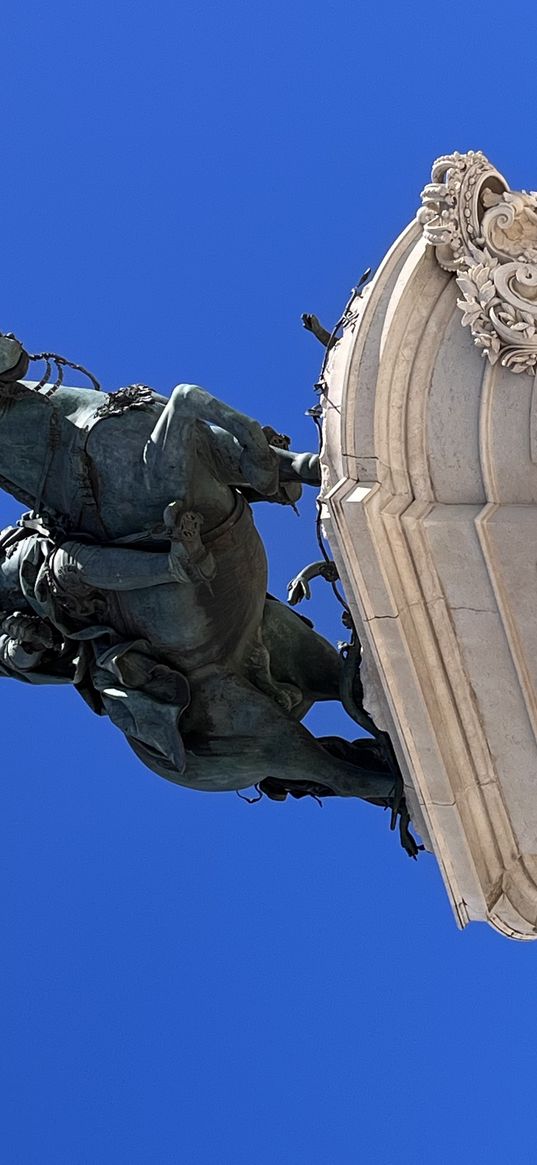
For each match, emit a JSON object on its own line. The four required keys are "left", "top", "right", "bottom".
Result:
{"left": 0, "top": 334, "right": 418, "bottom": 854}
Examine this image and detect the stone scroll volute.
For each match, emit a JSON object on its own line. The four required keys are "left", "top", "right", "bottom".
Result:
{"left": 418, "top": 150, "right": 537, "bottom": 374}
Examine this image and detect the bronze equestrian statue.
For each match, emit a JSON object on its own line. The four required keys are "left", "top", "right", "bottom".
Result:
{"left": 0, "top": 334, "right": 418, "bottom": 854}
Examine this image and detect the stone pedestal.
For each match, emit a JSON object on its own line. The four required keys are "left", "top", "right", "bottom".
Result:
{"left": 320, "top": 152, "right": 537, "bottom": 940}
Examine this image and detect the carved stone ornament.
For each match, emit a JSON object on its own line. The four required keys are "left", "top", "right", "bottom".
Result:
{"left": 418, "top": 150, "right": 537, "bottom": 373}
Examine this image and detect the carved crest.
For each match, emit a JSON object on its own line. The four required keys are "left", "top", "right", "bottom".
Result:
{"left": 418, "top": 150, "right": 537, "bottom": 373}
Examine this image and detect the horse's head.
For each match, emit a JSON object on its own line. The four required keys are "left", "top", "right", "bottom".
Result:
{"left": 0, "top": 335, "right": 29, "bottom": 383}
{"left": 0, "top": 333, "right": 101, "bottom": 395}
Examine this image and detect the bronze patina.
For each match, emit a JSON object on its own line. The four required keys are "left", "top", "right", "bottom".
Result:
{"left": 0, "top": 334, "right": 418, "bottom": 854}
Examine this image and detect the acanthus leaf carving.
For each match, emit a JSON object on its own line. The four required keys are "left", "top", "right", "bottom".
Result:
{"left": 418, "top": 150, "right": 537, "bottom": 374}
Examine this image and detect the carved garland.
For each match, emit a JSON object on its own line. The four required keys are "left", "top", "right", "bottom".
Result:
{"left": 418, "top": 150, "right": 537, "bottom": 374}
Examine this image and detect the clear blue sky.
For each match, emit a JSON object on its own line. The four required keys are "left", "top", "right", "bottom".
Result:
{"left": 1, "top": 3, "right": 536, "bottom": 1163}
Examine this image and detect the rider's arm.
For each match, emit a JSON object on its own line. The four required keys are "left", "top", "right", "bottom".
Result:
{"left": 272, "top": 448, "right": 321, "bottom": 486}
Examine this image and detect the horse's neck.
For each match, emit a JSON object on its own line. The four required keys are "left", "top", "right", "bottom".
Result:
{"left": 22, "top": 382, "right": 103, "bottom": 419}
{"left": 0, "top": 382, "right": 102, "bottom": 510}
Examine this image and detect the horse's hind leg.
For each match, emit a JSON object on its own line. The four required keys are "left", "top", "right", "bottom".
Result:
{"left": 261, "top": 598, "right": 341, "bottom": 706}
{"left": 180, "top": 672, "right": 395, "bottom": 803}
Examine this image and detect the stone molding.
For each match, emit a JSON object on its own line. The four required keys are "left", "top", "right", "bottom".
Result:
{"left": 320, "top": 179, "right": 537, "bottom": 939}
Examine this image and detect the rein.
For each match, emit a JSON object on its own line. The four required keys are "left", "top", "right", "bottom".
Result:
{"left": 0, "top": 333, "right": 101, "bottom": 396}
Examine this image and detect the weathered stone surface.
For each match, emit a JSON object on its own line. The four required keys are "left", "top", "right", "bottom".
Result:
{"left": 320, "top": 154, "right": 537, "bottom": 939}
